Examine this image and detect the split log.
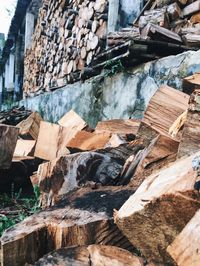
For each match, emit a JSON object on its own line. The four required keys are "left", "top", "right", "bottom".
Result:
{"left": 141, "top": 23, "right": 183, "bottom": 44}
{"left": 167, "top": 2, "right": 182, "bottom": 21}
{"left": 58, "top": 109, "right": 87, "bottom": 130}
{"left": 35, "top": 245, "right": 144, "bottom": 266}
{"left": 14, "top": 139, "right": 36, "bottom": 157}
{"left": 129, "top": 134, "right": 179, "bottom": 189}
{"left": 133, "top": 0, "right": 155, "bottom": 25}
{"left": 115, "top": 150, "right": 200, "bottom": 264}
{"left": 143, "top": 85, "right": 189, "bottom": 140}
{"left": 182, "top": 72, "right": 200, "bottom": 94}
{"left": 66, "top": 131, "right": 111, "bottom": 150}
{"left": 34, "top": 121, "right": 70, "bottom": 161}
{"left": 95, "top": 119, "right": 140, "bottom": 135}
{"left": 30, "top": 172, "right": 39, "bottom": 187}
{"left": 169, "top": 110, "right": 188, "bottom": 138}
{"left": 183, "top": 33, "right": 200, "bottom": 47}
{"left": 16, "top": 112, "right": 43, "bottom": 140}
{"left": 38, "top": 142, "right": 145, "bottom": 207}
{"left": 167, "top": 209, "right": 200, "bottom": 266}
{"left": 1, "top": 186, "right": 136, "bottom": 265}
{"left": 178, "top": 89, "right": 200, "bottom": 158}
{"left": 0, "top": 125, "right": 19, "bottom": 169}
{"left": 190, "top": 11, "right": 200, "bottom": 23}
{"left": 136, "top": 121, "right": 161, "bottom": 146}
{"left": 182, "top": 0, "right": 200, "bottom": 17}
{"left": 105, "top": 134, "right": 128, "bottom": 148}
{"left": 115, "top": 153, "right": 200, "bottom": 265}
{"left": 138, "top": 9, "right": 169, "bottom": 29}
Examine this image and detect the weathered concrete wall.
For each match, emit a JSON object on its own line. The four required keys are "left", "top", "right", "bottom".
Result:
{"left": 3, "top": 49, "right": 200, "bottom": 127}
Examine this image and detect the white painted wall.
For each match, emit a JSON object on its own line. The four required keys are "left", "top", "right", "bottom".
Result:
{"left": 7, "top": 53, "right": 15, "bottom": 92}
{"left": 120, "top": 0, "right": 143, "bottom": 26}
{"left": 5, "top": 60, "right": 9, "bottom": 90}
{"left": 25, "top": 12, "right": 35, "bottom": 50}
{"left": 107, "top": 0, "right": 120, "bottom": 33}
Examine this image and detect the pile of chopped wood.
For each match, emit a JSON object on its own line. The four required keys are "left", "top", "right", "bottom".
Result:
{"left": 23, "top": 0, "right": 108, "bottom": 97}
{"left": 23, "top": 0, "right": 200, "bottom": 98}
{"left": 1, "top": 73, "right": 200, "bottom": 265}
{"left": 108, "top": 0, "right": 200, "bottom": 48}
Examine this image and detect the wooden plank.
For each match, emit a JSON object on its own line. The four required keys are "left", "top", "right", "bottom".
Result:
{"left": 34, "top": 121, "right": 71, "bottom": 161}
{"left": 0, "top": 125, "right": 19, "bottom": 169}
{"left": 14, "top": 139, "right": 36, "bottom": 157}
{"left": 143, "top": 85, "right": 189, "bottom": 140}
{"left": 167, "top": 209, "right": 200, "bottom": 266}
{"left": 115, "top": 150, "right": 200, "bottom": 264}
{"left": 17, "top": 112, "right": 43, "bottom": 140}
{"left": 95, "top": 119, "right": 140, "bottom": 135}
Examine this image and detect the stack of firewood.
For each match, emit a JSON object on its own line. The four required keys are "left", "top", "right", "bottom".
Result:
{"left": 23, "top": 0, "right": 108, "bottom": 97}
{"left": 0, "top": 106, "right": 32, "bottom": 126}
{"left": 108, "top": 0, "right": 200, "bottom": 48}
{"left": 1, "top": 72, "right": 200, "bottom": 265}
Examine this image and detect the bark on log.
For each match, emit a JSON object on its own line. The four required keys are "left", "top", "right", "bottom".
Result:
{"left": 0, "top": 125, "right": 19, "bottom": 169}
{"left": 141, "top": 23, "right": 183, "bottom": 44}
{"left": 1, "top": 186, "right": 136, "bottom": 266}
{"left": 0, "top": 156, "right": 43, "bottom": 192}
{"left": 38, "top": 142, "right": 145, "bottom": 207}
{"left": 115, "top": 151, "right": 200, "bottom": 264}
{"left": 0, "top": 107, "right": 32, "bottom": 126}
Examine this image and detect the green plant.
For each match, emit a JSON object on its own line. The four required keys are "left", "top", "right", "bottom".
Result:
{"left": 0, "top": 185, "right": 41, "bottom": 237}
{"left": 103, "top": 59, "right": 125, "bottom": 77}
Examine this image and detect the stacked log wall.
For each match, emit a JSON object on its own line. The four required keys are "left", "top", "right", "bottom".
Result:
{"left": 23, "top": 0, "right": 108, "bottom": 97}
